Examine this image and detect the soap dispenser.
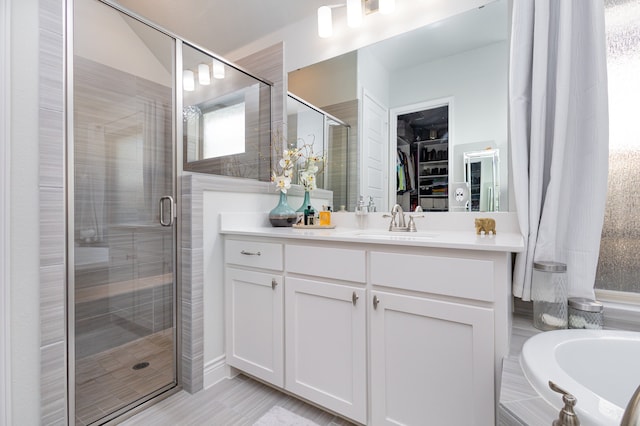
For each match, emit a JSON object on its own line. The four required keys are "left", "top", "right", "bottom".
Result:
{"left": 355, "top": 195, "right": 368, "bottom": 229}
{"left": 368, "top": 196, "right": 377, "bottom": 213}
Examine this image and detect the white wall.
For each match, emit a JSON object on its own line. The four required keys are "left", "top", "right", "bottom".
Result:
{"left": 288, "top": 52, "right": 357, "bottom": 107}
{"left": 357, "top": 49, "right": 390, "bottom": 107}
{"left": 1, "top": 0, "right": 10, "bottom": 421}
{"left": 74, "top": 0, "right": 171, "bottom": 86}
{"left": 8, "top": 0, "right": 41, "bottom": 423}
{"left": 390, "top": 41, "right": 509, "bottom": 207}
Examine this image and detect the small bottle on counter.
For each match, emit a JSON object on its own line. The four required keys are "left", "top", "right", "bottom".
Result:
{"left": 304, "top": 205, "right": 315, "bottom": 226}
{"left": 319, "top": 206, "right": 331, "bottom": 226}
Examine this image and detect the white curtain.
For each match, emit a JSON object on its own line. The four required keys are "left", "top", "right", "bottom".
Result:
{"left": 143, "top": 100, "right": 168, "bottom": 223}
{"left": 76, "top": 124, "right": 106, "bottom": 242}
{"left": 510, "top": 0, "right": 609, "bottom": 300}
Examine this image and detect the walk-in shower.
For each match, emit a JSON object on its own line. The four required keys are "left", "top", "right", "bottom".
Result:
{"left": 68, "top": 0, "right": 273, "bottom": 423}
{"left": 70, "top": 0, "right": 177, "bottom": 424}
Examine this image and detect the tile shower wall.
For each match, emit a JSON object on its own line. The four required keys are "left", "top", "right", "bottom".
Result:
{"left": 39, "top": 0, "right": 67, "bottom": 423}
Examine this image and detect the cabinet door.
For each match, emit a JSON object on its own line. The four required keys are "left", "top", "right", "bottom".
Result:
{"left": 225, "top": 267, "right": 283, "bottom": 387}
{"left": 370, "top": 291, "right": 494, "bottom": 426}
{"left": 285, "top": 277, "right": 367, "bottom": 424}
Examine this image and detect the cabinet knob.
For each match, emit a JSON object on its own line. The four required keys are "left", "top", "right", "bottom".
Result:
{"left": 240, "top": 250, "right": 261, "bottom": 256}
{"left": 373, "top": 295, "right": 380, "bottom": 309}
{"left": 352, "top": 291, "right": 359, "bottom": 306}
{"left": 271, "top": 278, "right": 278, "bottom": 290}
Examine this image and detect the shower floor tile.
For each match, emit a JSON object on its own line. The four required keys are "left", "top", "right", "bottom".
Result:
{"left": 75, "top": 328, "right": 175, "bottom": 426}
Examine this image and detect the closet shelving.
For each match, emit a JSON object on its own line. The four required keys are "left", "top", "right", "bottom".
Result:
{"left": 415, "top": 139, "right": 448, "bottom": 212}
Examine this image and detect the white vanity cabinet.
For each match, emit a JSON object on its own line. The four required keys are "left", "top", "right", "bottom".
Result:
{"left": 369, "top": 250, "right": 498, "bottom": 426}
{"left": 221, "top": 226, "right": 518, "bottom": 426}
{"left": 224, "top": 239, "right": 284, "bottom": 387}
{"left": 284, "top": 245, "right": 367, "bottom": 424}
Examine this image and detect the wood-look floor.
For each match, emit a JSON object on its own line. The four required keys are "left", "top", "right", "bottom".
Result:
{"left": 120, "top": 374, "right": 357, "bottom": 426}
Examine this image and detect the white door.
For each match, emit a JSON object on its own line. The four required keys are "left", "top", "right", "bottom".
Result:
{"left": 370, "top": 290, "right": 495, "bottom": 426}
{"left": 361, "top": 91, "right": 389, "bottom": 211}
{"left": 285, "top": 277, "right": 367, "bottom": 424}
{"left": 225, "top": 267, "right": 284, "bottom": 387}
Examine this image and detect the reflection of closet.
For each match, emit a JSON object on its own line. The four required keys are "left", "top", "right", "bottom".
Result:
{"left": 396, "top": 104, "right": 449, "bottom": 212}
{"left": 416, "top": 139, "right": 448, "bottom": 211}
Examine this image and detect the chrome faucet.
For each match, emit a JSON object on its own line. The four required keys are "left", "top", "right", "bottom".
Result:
{"left": 384, "top": 204, "right": 425, "bottom": 232}
{"left": 621, "top": 383, "right": 640, "bottom": 426}
{"left": 390, "top": 204, "right": 406, "bottom": 230}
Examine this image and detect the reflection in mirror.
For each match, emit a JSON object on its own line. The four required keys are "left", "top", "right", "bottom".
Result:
{"left": 288, "top": 0, "right": 508, "bottom": 211}
{"left": 464, "top": 149, "right": 500, "bottom": 212}
{"left": 182, "top": 44, "right": 272, "bottom": 179}
{"left": 395, "top": 102, "right": 450, "bottom": 212}
{"left": 286, "top": 94, "right": 351, "bottom": 210}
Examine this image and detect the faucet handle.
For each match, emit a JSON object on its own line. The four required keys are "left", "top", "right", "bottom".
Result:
{"left": 407, "top": 214, "right": 424, "bottom": 232}
{"left": 549, "top": 381, "right": 580, "bottom": 426}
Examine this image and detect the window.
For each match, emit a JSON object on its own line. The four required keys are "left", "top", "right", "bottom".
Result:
{"left": 595, "top": 0, "right": 640, "bottom": 295}
{"left": 203, "top": 102, "right": 245, "bottom": 159}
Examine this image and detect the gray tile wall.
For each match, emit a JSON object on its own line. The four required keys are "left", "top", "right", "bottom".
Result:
{"left": 39, "top": 0, "right": 67, "bottom": 423}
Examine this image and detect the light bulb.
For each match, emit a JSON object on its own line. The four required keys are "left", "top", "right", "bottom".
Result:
{"left": 183, "top": 69, "right": 195, "bottom": 91}
{"left": 317, "top": 6, "right": 333, "bottom": 38}
{"left": 379, "top": 0, "right": 395, "bottom": 14}
{"left": 198, "top": 63, "right": 210, "bottom": 85}
{"left": 213, "top": 62, "right": 225, "bottom": 79}
{"left": 347, "top": 0, "right": 363, "bottom": 28}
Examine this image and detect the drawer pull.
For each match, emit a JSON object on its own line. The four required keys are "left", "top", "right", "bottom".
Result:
{"left": 373, "top": 295, "right": 380, "bottom": 309}
{"left": 271, "top": 278, "right": 278, "bottom": 290}
{"left": 352, "top": 291, "right": 359, "bottom": 306}
{"left": 240, "top": 250, "right": 261, "bottom": 256}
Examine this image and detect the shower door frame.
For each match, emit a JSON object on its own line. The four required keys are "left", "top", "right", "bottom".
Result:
{"left": 65, "top": 0, "right": 183, "bottom": 423}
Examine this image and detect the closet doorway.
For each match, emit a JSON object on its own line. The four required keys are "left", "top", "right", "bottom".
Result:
{"left": 390, "top": 99, "right": 451, "bottom": 212}
{"left": 70, "top": 0, "right": 178, "bottom": 424}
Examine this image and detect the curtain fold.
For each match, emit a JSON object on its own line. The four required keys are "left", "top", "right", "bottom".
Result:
{"left": 143, "top": 100, "right": 169, "bottom": 223}
{"left": 76, "top": 124, "right": 106, "bottom": 242}
{"left": 510, "top": 0, "right": 609, "bottom": 300}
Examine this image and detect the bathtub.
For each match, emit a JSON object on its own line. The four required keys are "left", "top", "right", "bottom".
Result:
{"left": 520, "top": 329, "right": 640, "bottom": 425}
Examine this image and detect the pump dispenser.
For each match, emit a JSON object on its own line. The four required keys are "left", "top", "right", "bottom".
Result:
{"left": 355, "top": 195, "right": 368, "bottom": 229}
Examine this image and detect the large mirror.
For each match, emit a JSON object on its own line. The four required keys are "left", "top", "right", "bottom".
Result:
{"left": 288, "top": 0, "right": 509, "bottom": 212}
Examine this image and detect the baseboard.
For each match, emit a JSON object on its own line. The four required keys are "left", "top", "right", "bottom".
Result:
{"left": 203, "top": 355, "right": 237, "bottom": 389}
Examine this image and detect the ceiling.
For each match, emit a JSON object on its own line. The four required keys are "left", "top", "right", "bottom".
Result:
{"left": 114, "top": 0, "right": 330, "bottom": 55}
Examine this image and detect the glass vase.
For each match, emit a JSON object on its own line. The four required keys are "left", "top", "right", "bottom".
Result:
{"left": 269, "top": 191, "right": 297, "bottom": 227}
{"left": 296, "top": 190, "right": 312, "bottom": 213}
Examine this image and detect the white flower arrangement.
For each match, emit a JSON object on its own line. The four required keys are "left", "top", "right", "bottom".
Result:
{"left": 271, "top": 132, "right": 325, "bottom": 193}
{"left": 297, "top": 140, "right": 325, "bottom": 192}
{"left": 271, "top": 147, "right": 303, "bottom": 193}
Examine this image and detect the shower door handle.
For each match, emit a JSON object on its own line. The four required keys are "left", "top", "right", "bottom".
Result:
{"left": 159, "top": 195, "right": 175, "bottom": 227}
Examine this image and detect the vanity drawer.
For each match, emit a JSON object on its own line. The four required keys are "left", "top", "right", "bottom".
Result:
{"left": 225, "top": 239, "right": 283, "bottom": 271}
{"left": 370, "top": 251, "right": 494, "bottom": 301}
{"left": 285, "top": 245, "right": 366, "bottom": 283}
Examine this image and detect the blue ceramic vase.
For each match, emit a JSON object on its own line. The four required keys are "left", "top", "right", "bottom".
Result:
{"left": 269, "top": 191, "right": 297, "bottom": 227}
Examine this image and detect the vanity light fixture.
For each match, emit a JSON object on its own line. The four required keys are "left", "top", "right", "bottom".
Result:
{"left": 346, "top": 0, "right": 363, "bottom": 27}
{"left": 213, "top": 61, "right": 225, "bottom": 79}
{"left": 318, "top": 5, "right": 333, "bottom": 38}
{"left": 317, "top": 0, "right": 395, "bottom": 38}
{"left": 183, "top": 69, "right": 195, "bottom": 91}
{"left": 379, "top": 0, "right": 395, "bottom": 14}
{"left": 198, "top": 63, "right": 211, "bottom": 85}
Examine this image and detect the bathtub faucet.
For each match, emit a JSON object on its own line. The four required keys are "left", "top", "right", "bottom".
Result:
{"left": 548, "top": 381, "right": 580, "bottom": 426}
{"left": 621, "top": 383, "right": 640, "bottom": 426}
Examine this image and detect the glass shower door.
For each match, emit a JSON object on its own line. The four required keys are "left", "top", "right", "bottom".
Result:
{"left": 72, "top": 0, "right": 176, "bottom": 424}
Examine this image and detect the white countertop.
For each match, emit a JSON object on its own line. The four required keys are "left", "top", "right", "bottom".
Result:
{"left": 220, "top": 212, "right": 524, "bottom": 252}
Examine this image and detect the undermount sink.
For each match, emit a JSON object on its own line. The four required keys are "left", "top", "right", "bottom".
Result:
{"left": 351, "top": 230, "right": 438, "bottom": 240}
